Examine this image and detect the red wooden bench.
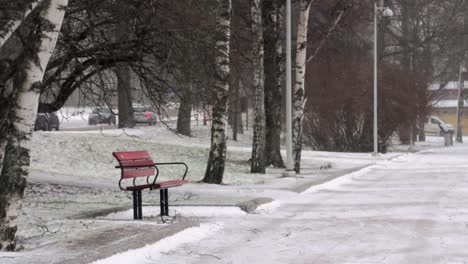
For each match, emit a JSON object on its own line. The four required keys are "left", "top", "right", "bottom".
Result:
{"left": 112, "top": 150, "right": 189, "bottom": 220}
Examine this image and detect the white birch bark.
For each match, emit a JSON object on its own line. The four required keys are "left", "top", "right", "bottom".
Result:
{"left": 203, "top": 0, "right": 231, "bottom": 184}
{"left": 250, "top": 0, "right": 266, "bottom": 173}
{"left": 292, "top": 0, "right": 311, "bottom": 173}
{"left": 0, "top": 0, "right": 68, "bottom": 251}
{"left": 0, "top": 0, "right": 45, "bottom": 49}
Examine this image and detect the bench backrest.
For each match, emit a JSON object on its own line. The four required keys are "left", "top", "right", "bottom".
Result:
{"left": 112, "top": 150, "right": 155, "bottom": 179}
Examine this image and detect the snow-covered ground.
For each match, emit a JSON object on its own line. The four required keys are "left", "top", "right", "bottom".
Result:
{"left": 1, "top": 121, "right": 463, "bottom": 263}
{"left": 30, "top": 125, "right": 395, "bottom": 186}
{"left": 90, "top": 141, "right": 468, "bottom": 264}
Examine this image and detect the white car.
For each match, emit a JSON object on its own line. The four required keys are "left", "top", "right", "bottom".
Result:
{"left": 425, "top": 116, "right": 455, "bottom": 135}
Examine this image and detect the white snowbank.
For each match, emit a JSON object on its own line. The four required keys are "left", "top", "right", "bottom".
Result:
{"left": 302, "top": 166, "right": 375, "bottom": 194}
{"left": 91, "top": 223, "right": 222, "bottom": 264}
{"left": 253, "top": 200, "right": 282, "bottom": 214}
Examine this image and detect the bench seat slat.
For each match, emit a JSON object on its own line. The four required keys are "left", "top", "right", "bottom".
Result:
{"left": 120, "top": 159, "right": 155, "bottom": 167}
{"left": 125, "top": 180, "right": 189, "bottom": 191}
{"left": 113, "top": 151, "right": 152, "bottom": 161}
{"left": 122, "top": 168, "right": 155, "bottom": 179}
{"left": 155, "top": 180, "right": 189, "bottom": 189}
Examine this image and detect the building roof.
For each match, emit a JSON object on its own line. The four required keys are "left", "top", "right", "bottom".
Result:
{"left": 428, "top": 81, "right": 468, "bottom": 91}
{"left": 432, "top": 99, "right": 468, "bottom": 108}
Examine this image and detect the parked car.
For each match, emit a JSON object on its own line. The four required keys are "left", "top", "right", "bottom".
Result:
{"left": 88, "top": 108, "right": 116, "bottom": 125}
{"left": 425, "top": 116, "right": 455, "bottom": 135}
{"left": 133, "top": 104, "right": 157, "bottom": 125}
{"left": 34, "top": 112, "right": 60, "bottom": 131}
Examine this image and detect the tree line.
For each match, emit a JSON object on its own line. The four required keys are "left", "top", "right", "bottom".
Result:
{"left": 1, "top": 0, "right": 468, "bottom": 251}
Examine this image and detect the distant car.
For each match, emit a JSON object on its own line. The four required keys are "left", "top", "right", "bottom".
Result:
{"left": 88, "top": 108, "right": 116, "bottom": 125}
{"left": 133, "top": 104, "right": 157, "bottom": 125}
{"left": 34, "top": 112, "right": 60, "bottom": 131}
{"left": 425, "top": 116, "right": 455, "bottom": 135}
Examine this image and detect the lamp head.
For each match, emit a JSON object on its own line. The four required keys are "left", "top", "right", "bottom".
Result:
{"left": 382, "top": 8, "right": 394, "bottom": 17}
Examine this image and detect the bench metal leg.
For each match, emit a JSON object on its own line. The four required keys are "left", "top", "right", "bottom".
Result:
{"left": 133, "top": 190, "right": 138, "bottom": 220}
{"left": 132, "top": 190, "right": 143, "bottom": 220}
{"left": 164, "top": 189, "right": 169, "bottom": 215}
{"left": 160, "top": 189, "right": 166, "bottom": 216}
{"left": 137, "top": 190, "right": 143, "bottom": 220}
{"left": 160, "top": 189, "right": 170, "bottom": 216}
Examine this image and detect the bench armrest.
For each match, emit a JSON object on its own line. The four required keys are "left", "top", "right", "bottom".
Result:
{"left": 152, "top": 162, "right": 188, "bottom": 180}
{"left": 115, "top": 164, "right": 160, "bottom": 191}
{"left": 115, "top": 162, "right": 188, "bottom": 191}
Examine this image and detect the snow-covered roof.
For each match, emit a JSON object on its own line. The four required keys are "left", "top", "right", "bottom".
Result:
{"left": 429, "top": 81, "right": 468, "bottom": 91}
{"left": 432, "top": 99, "right": 468, "bottom": 108}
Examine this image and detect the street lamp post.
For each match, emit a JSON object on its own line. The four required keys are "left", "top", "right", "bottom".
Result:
{"left": 284, "top": 0, "right": 295, "bottom": 176}
{"left": 373, "top": 2, "right": 393, "bottom": 154}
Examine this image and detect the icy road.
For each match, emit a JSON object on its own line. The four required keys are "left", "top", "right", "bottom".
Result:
{"left": 96, "top": 145, "right": 468, "bottom": 264}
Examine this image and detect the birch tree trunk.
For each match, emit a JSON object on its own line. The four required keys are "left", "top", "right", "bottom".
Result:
{"left": 0, "top": 0, "right": 67, "bottom": 251}
{"left": 250, "top": 0, "right": 266, "bottom": 173}
{"left": 203, "top": 0, "right": 231, "bottom": 184}
{"left": 0, "top": 0, "right": 45, "bottom": 49}
{"left": 263, "top": 0, "right": 285, "bottom": 168}
{"left": 292, "top": 0, "right": 311, "bottom": 174}
{"left": 0, "top": 1, "right": 42, "bottom": 170}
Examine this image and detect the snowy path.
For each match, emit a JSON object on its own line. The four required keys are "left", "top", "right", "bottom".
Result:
{"left": 100, "top": 145, "right": 468, "bottom": 263}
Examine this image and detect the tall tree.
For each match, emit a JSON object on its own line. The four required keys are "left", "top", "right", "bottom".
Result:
{"left": 203, "top": 0, "right": 232, "bottom": 184}
{"left": 116, "top": 64, "right": 135, "bottom": 128}
{"left": 115, "top": 11, "right": 135, "bottom": 128}
{"left": 292, "top": 0, "right": 312, "bottom": 173}
{"left": 229, "top": 0, "right": 247, "bottom": 142}
{"left": 0, "top": 0, "right": 45, "bottom": 49}
{"left": 0, "top": 0, "right": 43, "bottom": 173}
{"left": 263, "top": 0, "right": 285, "bottom": 168}
{"left": 0, "top": 0, "right": 68, "bottom": 251}
{"left": 250, "top": 0, "right": 266, "bottom": 173}
{"left": 231, "top": 67, "right": 243, "bottom": 140}
{"left": 386, "top": 0, "right": 467, "bottom": 143}
{"left": 176, "top": 83, "right": 193, "bottom": 136}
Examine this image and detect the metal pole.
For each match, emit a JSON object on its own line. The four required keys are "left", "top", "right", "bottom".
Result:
{"left": 373, "top": 2, "right": 378, "bottom": 154}
{"left": 285, "top": 0, "right": 294, "bottom": 172}
{"left": 456, "top": 7, "right": 466, "bottom": 143}
{"left": 456, "top": 63, "right": 464, "bottom": 143}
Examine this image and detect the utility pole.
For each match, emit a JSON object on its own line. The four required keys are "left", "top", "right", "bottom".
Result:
{"left": 456, "top": 1, "right": 467, "bottom": 143}
{"left": 456, "top": 64, "right": 465, "bottom": 143}
{"left": 373, "top": 0, "right": 393, "bottom": 154}
{"left": 283, "top": 0, "right": 295, "bottom": 176}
